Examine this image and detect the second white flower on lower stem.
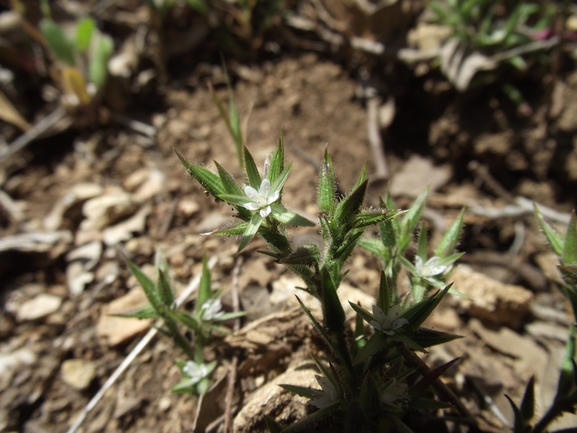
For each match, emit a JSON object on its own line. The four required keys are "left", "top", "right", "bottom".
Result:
{"left": 242, "top": 178, "right": 279, "bottom": 217}
{"left": 182, "top": 361, "right": 210, "bottom": 385}
{"left": 309, "top": 375, "right": 339, "bottom": 409}
{"left": 371, "top": 305, "right": 409, "bottom": 335}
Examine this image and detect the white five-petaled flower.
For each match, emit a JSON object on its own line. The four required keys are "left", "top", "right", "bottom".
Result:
{"left": 242, "top": 178, "right": 279, "bottom": 218}
{"left": 370, "top": 305, "right": 409, "bottom": 336}
{"left": 381, "top": 379, "right": 409, "bottom": 407}
{"left": 414, "top": 256, "right": 449, "bottom": 282}
{"left": 309, "top": 375, "right": 339, "bottom": 409}
{"left": 200, "top": 299, "right": 224, "bottom": 321}
{"left": 182, "top": 361, "right": 210, "bottom": 385}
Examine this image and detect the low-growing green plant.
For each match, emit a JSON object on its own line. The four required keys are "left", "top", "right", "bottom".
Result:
{"left": 430, "top": 0, "right": 555, "bottom": 62}
{"left": 122, "top": 251, "right": 245, "bottom": 395}
{"left": 428, "top": 0, "right": 557, "bottom": 98}
{"left": 38, "top": 2, "right": 113, "bottom": 109}
{"left": 176, "top": 135, "right": 467, "bottom": 431}
{"left": 505, "top": 209, "right": 577, "bottom": 433}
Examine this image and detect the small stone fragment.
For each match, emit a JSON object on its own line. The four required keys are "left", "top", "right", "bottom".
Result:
{"left": 96, "top": 288, "right": 151, "bottom": 346}
{"left": 450, "top": 265, "right": 533, "bottom": 329}
{"left": 81, "top": 190, "right": 139, "bottom": 230}
{"left": 61, "top": 359, "right": 96, "bottom": 391}
{"left": 16, "top": 293, "right": 62, "bottom": 322}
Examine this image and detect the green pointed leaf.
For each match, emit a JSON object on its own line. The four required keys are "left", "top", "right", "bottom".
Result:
{"left": 353, "top": 209, "right": 403, "bottom": 229}
{"left": 243, "top": 146, "right": 262, "bottom": 188}
{"left": 41, "top": 19, "right": 76, "bottom": 66}
{"left": 197, "top": 257, "right": 212, "bottom": 309}
{"left": 310, "top": 354, "right": 339, "bottom": 391}
{"left": 269, "top": 164, "right": 292, "bottom": 196}
{"left": 504, "top": 394, "right": 526, "bottom": 433}
{"left": 205, "top": 221, "right": 247, "bottom": 236}
{"left": 126, "top": 259, "right": 163, "bottom": 312}
{"left": 214, "top": 162, "right": 242, "bottom": 195}
{"left": 279, "top": 244, "right": 320, "bottom": 266}
{"left": 175, "top": 149, "right": 225, "bottom": 198}
{"left": 89, "top": 34, "right": 113, "bottom": 88}
{"left": 411, "top": 328, "right": 462, "bottom": 348}
{"left": 75, "top": 18, "right": 95, "bottom": 52}
{"left": 353, "top": 331, "right": 387, "bottom": 365}
{"left": 333, "top": 231, "right": 363, "bottom": 260}
{"left": 357, "top": 237, "right": 386, "bottom": 258}
{"left": 353, "top": 163, "right": 367, "bottom": 188}
{"left": 258, "top": 226, "right": 291, "bottom": 253}
{"left": 113, "top": 306, "right": 158, "bottom": 320}
{"left": 174, "top": 311, "right": 201, "bottom": 333}
{"left": 563, "top": 212, "right": 577, "bottom": 265}
{"left": 391, "top": 332, "right": 426, "bottom": 352}
{"left": 322, "top": 268, "right": 345, "bottom": 333}
{"left": 557, "top": 323, "right": 576, "bottom": 399}
{"left": 334, "top": 179, "right": 368, "bottom": 231}
{"left": 238, "top": 212, "right": 262, "bottom": 253}
{"left": 535, "top": 204, "right": 565, "bottom": 257}
{"left": 435, "top": 208, "right": 465, "bottom": 258}
{"left": 411, "top": 358, "right": 460, "bottom": 397}
{"left": 318, "top": 148, "right": 336, "bottom": 214}
{"left": 353, "top": 308, "right": 365, "bottom": 355}
{"left": 401, "top": 284, "right": 452, "bottom": 332}
{"left": 270, "top": 203, "right": 315, "bottom": 226}
{"left": 520, "top": 376, "right": 536, "bottom": 424}
{"left": 349, "top": 302, "right": 375, "bottom": 325}
{"left": 360, "top": 372, "right": 380, "bottom": 416}
{"left": 378, "top": 271, "right": 392, "bottom": 314}
{"left": 417, "top": 222, "right": 428, "bottom": 261}
{"left": 280, "top": 384, "right": 318, "bottom": 399}
{"left": 171, "top": 377, "right": 197, "bottom": 393}
{"left": 268, "top": 132, "right": 285, "bottom": 186}
{"left": 218, "top": 193, "right": 254, "bottom": 208}
{"left": 215, "top": 311, "right": 247, "bottom": 321}
{"left": 379, "top": 214, "right": 398, "bottom": 250}
{"left": 399, "top": 188, "right": 428, "bottom": 252}
{"left": 157, "top": 269, "right": 174, "bottom": 307}
{"left": 436, "top": 252, "right": 465, "bottom": 267}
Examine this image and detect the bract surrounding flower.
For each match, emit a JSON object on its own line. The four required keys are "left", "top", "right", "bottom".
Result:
{"left": 242, "top": 178, "right": 279, "bottom": 217}
{"left": 200, "top": 299, "right": 224, "bottom": 321}
{"left": 309, "top": 375, "right": 339, "bottom": 409}
{"left": 415, "top": 256, "right": 448, "bottom": 282}
{"left": 182, "top": 361, "right": 210, "bottom": 385}
{"left": 382, "top": 379, "right": 408, "bottom": 407}
{"left": 371, "top": 305, "right": 409, "bottom": 336}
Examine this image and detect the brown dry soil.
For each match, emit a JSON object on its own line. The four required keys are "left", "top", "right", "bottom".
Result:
{"left": 1, "top": 53, "right": 577, "bottom": 433}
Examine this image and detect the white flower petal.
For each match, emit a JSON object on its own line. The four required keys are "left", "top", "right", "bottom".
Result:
{"left": 259, "top": 206, "right": 271, "bottom": 217}
{"left": 268, "top": 190, "right": 279, "bottom": 204}
{"left": 244, "top": 185, "right": 259, "bottom": 200}
{"left": 259, "top": 178, "right": 271, "bottom": 196}
{"left": 243, "top": 202, "right": 260, "bottom": 211}
{"left": 415, "top": 256, "right": 424, "bottom": 272}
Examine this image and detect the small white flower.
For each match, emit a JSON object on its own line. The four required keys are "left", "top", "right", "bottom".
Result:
{"left": 370, "top": 305, "right": 409, "bottom": 336}
{"left": 382, "top": 379, "right": 408, "bottom": 407}
{"left": 242, "top": 178, "right": 279, "bottom": 217}
{"left": 415, "top": 256, "right": 448, "bottom": 282}
{"left": 182, "top": 361, "right": 210, "bottom": 384}
{"left": 200, "top": 299, "right": 224, "bottom": 321}
{"left": 309, "top": 375, "right": 339, "bottom": 409}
